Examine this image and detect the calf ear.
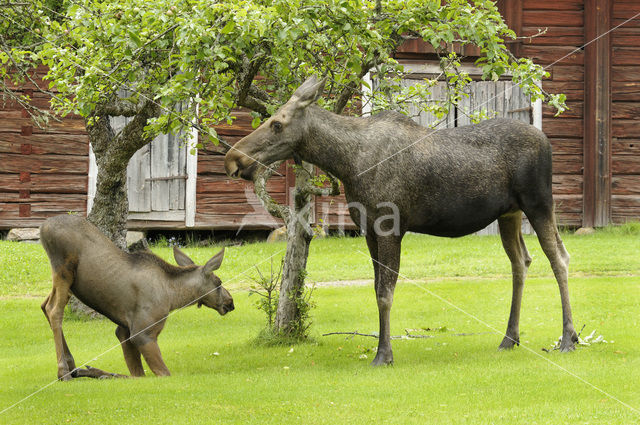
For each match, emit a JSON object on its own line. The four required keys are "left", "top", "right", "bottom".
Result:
{"left": 203, "top": 248, "right": 225, "bottom": 274}
{"left": 292, "top": 75, "right": 326, "bottom": 108}
{"left": 174, "top": 246, "right": 195, "bottom": 266}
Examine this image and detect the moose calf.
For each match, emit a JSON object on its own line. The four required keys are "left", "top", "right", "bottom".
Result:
{"left": 40, "top": 215, "right": 234, "bottom": 379}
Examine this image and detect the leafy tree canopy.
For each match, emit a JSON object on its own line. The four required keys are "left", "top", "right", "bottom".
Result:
{"left": 3, "top": 0, "right": 566, "bottom": 144}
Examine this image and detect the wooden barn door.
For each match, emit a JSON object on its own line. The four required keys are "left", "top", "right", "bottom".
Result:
{"left": 121, "top": 120, "right": 187, "bottom": 221}
{"left": 88, "top": 114, "right": 197, "bottom": 227}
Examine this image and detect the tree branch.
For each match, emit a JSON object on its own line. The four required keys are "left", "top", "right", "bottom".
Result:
{"left": 96, "top": 97, "right": 143, "bottom": 117}
{"left": 111, "top": 99, "right": 161, "bottom": 159}
{"left": 333, "top": 55, "right": 377, "bottom": 114}
{"left": 248, "top": 84, "right": 272, "bottom": 103}
{"left": 253, "top": 161, "right": 291, "bottom": 221}
{"left": 239, "top": 94, "right": 270, "bottom": 116}
{"left": 302, "top": 172, "right": 340, "bottom": 196}
{"left": 322, "top": 330, "right": 493, "bottom": 339}
{"left": 236, "top": 51, "right": 275, "bottom": 116}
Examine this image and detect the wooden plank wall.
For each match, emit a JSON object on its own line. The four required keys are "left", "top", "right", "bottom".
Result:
{"left": 195, "top": 109, "right": 287, "bottom": 229}
{"left": 5, "top": 2, "right": 640, "bottom": 231}
{"left": 520, "top": 0, "right": 585, "bottom": 226}
{"left": 0, "top": 67, "right": 89, "bottom": 228}
{"left": 610, "top": 0, "right": 640, "bottom": 223}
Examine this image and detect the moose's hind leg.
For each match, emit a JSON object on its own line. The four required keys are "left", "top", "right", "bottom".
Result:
{"left": 497, "top": 212, "right": 532, "bottom": 350}
{"left": 42, "top": 267, "right": 76, "bottom": 380}
{"left": 527, "top": 208, "right": 578, "bottom": 352}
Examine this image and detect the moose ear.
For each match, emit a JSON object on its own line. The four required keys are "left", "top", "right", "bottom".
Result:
{"left": 203, "top": 248, "right": 225, "bottom": 274}
{"left": 174, "top": 246, "right": 195, "bottom": 266}
{"left": 292, "top": 75, "right": 326, "bottom": 108}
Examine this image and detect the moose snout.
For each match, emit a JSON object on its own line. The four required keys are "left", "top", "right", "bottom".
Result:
{"left": 224, "top": 155, "right": 241, "bottom": 178}
{"left": 216, "top": 288, "right": 235, "bottom": 316}
{"left": 224, "top": 149, "right": 246, "bottom": 178}
{"left": 218, "top": 299, "right": 234, "bottom": 315}
{"left": 224, "top": 300, "right": 235, "bottom": 313}
{"left": 224, "top": 148, "right": 258, "bottom": 180}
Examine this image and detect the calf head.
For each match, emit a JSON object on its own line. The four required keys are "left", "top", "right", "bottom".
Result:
{"left": 173, "top": 247, "right": 234, "bottom": 315}
{"left": 224, "top": 75, "right": 326, "bottom": 180}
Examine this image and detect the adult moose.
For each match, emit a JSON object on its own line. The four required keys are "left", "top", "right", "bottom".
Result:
{"left": 40, "top": 215, "right": 234, "bottom": 379}
{"left": 225, "top": 76, "right": 578, "bottom": 365}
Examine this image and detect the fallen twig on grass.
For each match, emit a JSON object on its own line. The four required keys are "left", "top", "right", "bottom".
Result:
{"left": 322, "top": 329, "right": 493, "bottom": 340}
{"left": 542, "top": 324, "right": 610, "bottom": 352}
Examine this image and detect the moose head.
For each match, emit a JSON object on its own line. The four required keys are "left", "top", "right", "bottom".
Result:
{"left": 224, "top": 75, "right": 326, "bottom": 180}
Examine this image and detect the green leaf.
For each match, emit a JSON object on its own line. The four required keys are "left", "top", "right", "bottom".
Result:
{"left": 130, "top": 31, "right": 142, "bottom": 48}
{"left": 221, "top": 20, "right": 235, "bottom": 35}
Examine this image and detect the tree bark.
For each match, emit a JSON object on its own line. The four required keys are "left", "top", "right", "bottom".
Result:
{"left": 85, "top": 114, "right": 129, "bottom": 249}
{"left": 274, "top": 162, "right": 315, "bottom": 334}
{"left": 86, "top": 100, "right": 161, "bottom": 249}
{"left": 87, "top": 151, "right": 129, "bottom": 249}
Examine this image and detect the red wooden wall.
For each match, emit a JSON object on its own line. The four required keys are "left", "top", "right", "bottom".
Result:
{"left": 2, "top": 1, "right": 639, "bottom": 231}
{"left": 520, "top": 0, "right": 585, "bottom": 226}
{"left": 196, "top": 109, "right": 287, "bottom": 229}
{"left": 610, "top": 1, "right": 640, "bottom": 223}
{"left": 0, "top": 69, "right": 89, "bottom": 228}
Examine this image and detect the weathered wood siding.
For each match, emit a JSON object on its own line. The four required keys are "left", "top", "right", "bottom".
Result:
{"left": 610, "top": 0, "right": 640, "bottom": 223}
{"left": 3, "top": 1, "right": 640, "bottom": 231}
{"left": 520, "top": 0, "right": 585, "bottom": 226}
{"left": 195, "top": 109, "right": 287, "bottom": 229}
{"left": 0, "top": 68, "right": 88, "bottom": 228}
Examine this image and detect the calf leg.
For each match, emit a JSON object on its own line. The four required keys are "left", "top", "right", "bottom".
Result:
{"left": 130, "top": 323, "right": 171, "bottom": 377}
{"left": 41, "top": 272, "right": 76, "bottom": 380}
{"left": 528, "top": 208, "right": 578, "bottom": 352}
{"left": 116, "top": 326, "right": 145, "bottom": 377}
{"left": 370, "top": 235, "right": 402, "bottom": 366}
{"left": 136, "top": 340, "right": 171, "bottom": 377}
{"left": 72, "top": 365, "right": 127, "bottom": 379}
{"left": 497, "top": 212, "right": 532, "bottom": 350}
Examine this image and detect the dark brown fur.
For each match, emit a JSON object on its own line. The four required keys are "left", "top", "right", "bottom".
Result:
{"left": 225, "top": 76, "right": 578, "bottom": 365}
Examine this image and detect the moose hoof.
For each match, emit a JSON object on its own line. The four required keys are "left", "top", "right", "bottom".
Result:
{"left": 498, "top": 335, "right": 519, "bottom": 350}
{"left": 559, "top": 331, "right": 579, "bottom": 352}
{"left": 57, "top": 371, "right": 74, "bottom": 381}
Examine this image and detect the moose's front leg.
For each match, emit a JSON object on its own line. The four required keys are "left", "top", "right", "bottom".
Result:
{"left": 370, "top": 235, "right": 402, "bottom": 366}
{"left": 137, "top": 340, "right": 171, "bottom": 376}
{"left": 130, "top": 321, "right": 171, "bottom": 377}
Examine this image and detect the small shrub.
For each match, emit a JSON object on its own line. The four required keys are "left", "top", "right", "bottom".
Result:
{"left": 249, "top": 260, "right": 282, "bottom": 329}
{"left": 249, "top": 260, "right": 316, "bottom": 345}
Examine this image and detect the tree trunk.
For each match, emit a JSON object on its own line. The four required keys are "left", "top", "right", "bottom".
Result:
{"left": 85, "top": 102, "right": 160, "bottom": 249}
{"left": 87, "top": 147, "right": 129, "bottom": 250}
{"left": 274, "top": 162, "right": 314, "bottom": 334}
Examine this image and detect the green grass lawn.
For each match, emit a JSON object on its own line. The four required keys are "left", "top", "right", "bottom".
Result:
{"left": 0, "top": 225, "right": 639, "bottom": 423}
